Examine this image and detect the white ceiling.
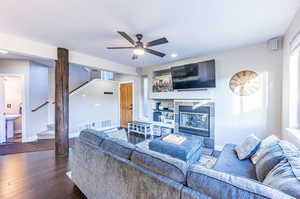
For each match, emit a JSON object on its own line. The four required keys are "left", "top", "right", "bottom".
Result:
{"left": 0, "top": 0, "right": 299, "bottom": 68}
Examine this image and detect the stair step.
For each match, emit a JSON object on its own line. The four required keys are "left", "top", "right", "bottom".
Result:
{"left": 47, "top": 124, "right": 54, "bottom": 130}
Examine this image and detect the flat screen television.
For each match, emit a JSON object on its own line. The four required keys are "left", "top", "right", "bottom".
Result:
{"left": 171, "top": 60, "right": 215, "bottom": 90}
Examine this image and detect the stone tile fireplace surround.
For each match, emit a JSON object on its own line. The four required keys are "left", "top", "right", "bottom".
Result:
{"left": 174, "top": 100, "right": 215, "bottom": 149}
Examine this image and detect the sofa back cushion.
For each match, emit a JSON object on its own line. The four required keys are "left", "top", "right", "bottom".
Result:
{"left": 79, "top": 129, "right": 108, "bottom": 146}
{"left": 131, "top": 147, "right": 188, "bottom": 184}
{"left": 100, "top": 137, "right": 135, "bottom": 160}
{"left": 263, "top": 157, "right": 300, "bottom": 198}
{"left": 187, "top": 165, "right": 294, "bottom": 199}
{"left": 255, "top": 140, "right": 299, "bottom": 181}
{"left": 213, "top": 144, "right": 257, "bottom": 179}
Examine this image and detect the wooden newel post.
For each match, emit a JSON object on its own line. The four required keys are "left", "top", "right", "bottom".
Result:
{"left": 55, "top": 48, "right": 69, "bottom": 157}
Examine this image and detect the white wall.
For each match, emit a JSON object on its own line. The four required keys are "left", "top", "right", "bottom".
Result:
{"left": 69, "top": 65, "right": 90, "bottom": 91}
{"left": 69, "top": 79, "right": 119, "bottom": 135}
{"left": 142, "top": 43, "right": 283, "bottom": 147}
{"left": 4, "top": 77, "right": 22, "bottom": 115}
{"left": 47, "top": 64, "right": 91, "bottom": 125}
{"left": 0, "top": 78, "right": 6, "bottom": 143}
{"left": 0, "top": 32, "right": 138, "bottom": 75}
{"left": 28, "top": 61, "right": 49, "bottom": 140}
{"left": 282, "top": 9, "right": 300, "bottom": 148}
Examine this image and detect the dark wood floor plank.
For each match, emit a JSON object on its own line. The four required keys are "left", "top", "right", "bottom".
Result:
{"left": 0, "top": 139, "right": 75, "bottom": 155}
{"left": 0, "top": 150, "right": 86, "bottom": 199}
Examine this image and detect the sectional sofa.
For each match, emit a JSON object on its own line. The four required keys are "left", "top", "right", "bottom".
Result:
{"left": 71, "top": 129, "right": 296, "bottom": 199}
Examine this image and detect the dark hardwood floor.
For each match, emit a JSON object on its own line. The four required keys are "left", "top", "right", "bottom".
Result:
{"left": 0, "top": 150, "right": 86, "bottom": 199}
{"left": 0, "top": 139, "right": 75, "bottom": 155}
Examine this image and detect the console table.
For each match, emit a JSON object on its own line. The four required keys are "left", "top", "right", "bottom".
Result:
{"left": 128, "top": 121, "right": 152, "bottom": 139}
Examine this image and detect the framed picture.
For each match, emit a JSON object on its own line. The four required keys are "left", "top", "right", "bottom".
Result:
{"left": 152, "top": 74, "right": 173, "bottom": 93}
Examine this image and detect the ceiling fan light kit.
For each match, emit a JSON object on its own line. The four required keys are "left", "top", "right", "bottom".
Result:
{"left": 107, "top": 31, "right": 168, "bottom": 60}
{"left": 133, "top": 47, "right": 145, "bottom": 55}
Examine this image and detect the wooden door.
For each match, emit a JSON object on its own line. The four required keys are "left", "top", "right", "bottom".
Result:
{"left": 120, "top": 83, "right": 133, "bottom": 128}
{"left": 0, "top": 78, "right": 5, "bottom": 143}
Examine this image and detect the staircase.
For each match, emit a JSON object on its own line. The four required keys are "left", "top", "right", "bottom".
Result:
{"left": 36, "top": 124, "right": 54, "bottom": 140}
{"left": 35, "top": 79, "right": 119, "bottom": 140}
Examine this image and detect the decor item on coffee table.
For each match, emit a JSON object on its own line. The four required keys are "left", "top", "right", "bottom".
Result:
{"left": 163, "top": 134, "right": 186, "bottom": 145}
{"left": 229, "top": 70, "right": 261, "bottom": 96}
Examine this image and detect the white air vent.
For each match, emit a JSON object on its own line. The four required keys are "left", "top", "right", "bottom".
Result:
{"left": 267, "top": 37, "right": 283, "bottom": 51}
{"left": 101, "top": 120, "right": 112, "bottom": 128}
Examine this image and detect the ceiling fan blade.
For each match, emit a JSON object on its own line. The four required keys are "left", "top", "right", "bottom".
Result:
{"left": 117, "top": 31, "right": 135, "bottom": 45}
{"left": 132, "top": 54, "right": 138, "bottom": 60}
{"left": 144, "top": 48, "right": 166, "bottom": 57}
{"left": 107, "top": 47, "right": 134, "bottom": 49}
{"left": 145, "top": 38, "right": 168, "bottom": 47}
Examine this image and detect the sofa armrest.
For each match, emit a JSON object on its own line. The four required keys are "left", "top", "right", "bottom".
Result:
{"left": 187, "top": 165, "right": 295, "bottom": 199}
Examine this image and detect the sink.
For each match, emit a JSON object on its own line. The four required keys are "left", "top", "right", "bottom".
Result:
{"left": 5, "top": 114, "right": 21, "bottom": 121}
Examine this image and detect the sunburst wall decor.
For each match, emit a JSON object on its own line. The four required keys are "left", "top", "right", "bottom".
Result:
{"left": 229, "top": 70, "right": 261, "bottom": 96}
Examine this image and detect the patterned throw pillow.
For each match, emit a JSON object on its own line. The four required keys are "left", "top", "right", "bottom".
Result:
{"left": 263, "top": 157, "right": 300, "bottom": 198}
{"left": 235, "top": 134, "right": 261, "bottom": 160}
{"left": 250, "top": 135, "right": 279, "bottom": 164}
{"left": 255, "top": 140, "right": 299, "bottom": 181}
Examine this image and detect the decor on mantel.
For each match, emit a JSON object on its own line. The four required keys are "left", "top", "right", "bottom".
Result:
{"left": 229, "top": 70, "right": 261, "bottom": 96}
{"left": 152, "top": 73, "right": 173, "bottom": 93}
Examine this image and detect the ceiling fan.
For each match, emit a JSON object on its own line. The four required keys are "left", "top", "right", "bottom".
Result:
{"left": 107, "top": 31, "right": 168, "bottom": 60}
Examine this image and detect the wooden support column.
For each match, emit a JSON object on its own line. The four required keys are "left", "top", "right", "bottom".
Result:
{"left": 55, "top": 48, "right": 69, "bottom": 157}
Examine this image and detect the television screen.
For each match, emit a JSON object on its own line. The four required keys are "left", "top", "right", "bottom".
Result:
{"left": 171, "top": 60, "right": 215, "bottom": 89}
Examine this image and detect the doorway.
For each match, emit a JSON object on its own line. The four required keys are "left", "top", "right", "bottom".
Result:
{"left": 0, "top": 75, "right": 24, "bottom": 144}
{"left": 119, "top": 82, "right": 133, "bottom": 128}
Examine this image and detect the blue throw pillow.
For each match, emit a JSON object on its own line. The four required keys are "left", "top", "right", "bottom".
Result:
{"left": 235, "top": 134, "right": 261, "bottom": 160}
{"left": 263, "top": 157, "right": 300, "bottom": 198}
{"left": 251, "top": 135, "right": 279, "bottom": 164}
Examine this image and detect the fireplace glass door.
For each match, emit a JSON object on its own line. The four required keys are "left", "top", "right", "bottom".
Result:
{"left": 178, "top": 105, "right": 210, "bottom": 137}
{"left": 179, "top": 112, "right": 209, "bottom": 132}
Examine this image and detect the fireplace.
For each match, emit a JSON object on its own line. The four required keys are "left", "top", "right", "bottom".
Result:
{"left": 175, "top": 100, "right": 215, "bottom": 148}
{"left": 179, "top": 105, "right": 210, "bottom": 137}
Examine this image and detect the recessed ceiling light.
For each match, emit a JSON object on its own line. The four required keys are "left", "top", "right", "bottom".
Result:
{"left": 0, "top": 50, "right": 8, "bottom": 54}
{"left": 171, "top": 53, "right": 177, "bottom": 58}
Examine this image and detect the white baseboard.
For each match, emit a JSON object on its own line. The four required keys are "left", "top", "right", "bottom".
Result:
{"left": 22, "top": 136, "right": 38, "bottom": 143}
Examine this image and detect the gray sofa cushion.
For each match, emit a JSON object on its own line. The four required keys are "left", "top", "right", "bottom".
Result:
{"left": 255, "top": 140, "right": 299, "bottom": 181}
{"left": 131, "top": 147, "right": 189, "bottom": 184}
{"left": 251, "top": 135, "right": 279, "bottom": 164}
{"left": 149, "top": 134, "right": 202, "bottom": 162}
{"left": 187, "top": 165, "right": 294, "bottom": 199}
{"left": 72, "top": 138, "right": 183, "bottom": 199}
{"left": 100, "top": 137, "right": 135, "bottom": 160}
{"left": 181, "top": 186, "right": 213, "bottom": 199}
{"left": 79, "top": 129, "right": 108, "bottom": 146}
{"left": 263, "top": 157, "right": 300, "bottom": 198}
{"left": 213, "top": 144, "right": 257, "bottom": 179}
{"left": 235, "top": 134, "right": 261, "bottom": 160}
